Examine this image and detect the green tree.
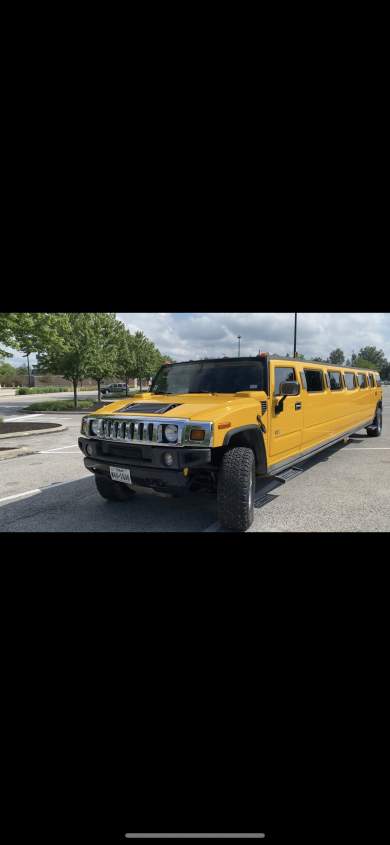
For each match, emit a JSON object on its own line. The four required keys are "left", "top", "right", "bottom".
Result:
{"left": 329, "top": 348, "right": 345, "bottom": 365}
{"left": 353, "top": 357, "right": 380, "bottom": 371}
{"left": 380, "top": 360, "right": 390, "bottom": 380}
{"left": 130, "top": 331, "right": 162, "bottom": 390}
{"left": 11, "top": 313, "right": 44, "bottom": 386}
{"left": 85, "top": 313, "right": 121, "bottom": 401}
{"left": 0, "top": 361, "right": 18, "bottom": 386}
{"left": 0, "top": 313, "right": 18, "bottom": 357}
{"left": 35, "top": 313, "right": 96, "bottom": 408}
{"left": 353, "top": 346, "right": 386, "bottom": 370}
{"left": 114, "top": 324, "right": 136, "bottom": 395}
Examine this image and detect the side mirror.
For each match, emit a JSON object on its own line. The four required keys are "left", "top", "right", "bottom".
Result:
{"left": 279, "top": 380, "right": 300, "bottom": 397}
{"left": 275, "top": 381, "right": 300, "bottom": 414}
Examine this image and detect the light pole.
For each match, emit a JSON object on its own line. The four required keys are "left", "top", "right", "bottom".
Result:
{"left": 293, "top": 313, "right": 297, "bottom": 358}
{"left": 237, "top": 335, "right": 241, "bottom": 357}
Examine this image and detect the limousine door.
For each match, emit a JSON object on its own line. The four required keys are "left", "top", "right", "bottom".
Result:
{"left": 269, "top": 365, "right": 303, "bottom": 461}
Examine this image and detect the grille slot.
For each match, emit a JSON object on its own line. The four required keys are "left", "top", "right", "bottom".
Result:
{"left": 261, "top": 401, "right": 267, "bottom": 415}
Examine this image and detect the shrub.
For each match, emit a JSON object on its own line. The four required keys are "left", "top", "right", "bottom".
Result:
{"left": 25, "top": 399, "right": 97, "bottom": 412}
{"left": 16, "top": 386, "right": 71, "bottom": 395}
{"left": 16, "top": 386, "right": 96, "bottom": 395}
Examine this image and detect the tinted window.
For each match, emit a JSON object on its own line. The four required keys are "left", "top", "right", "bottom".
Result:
{"left": 358, "top": 373, "right": 367, "bottom": 389}
{"left": 151, "top": 359, "right": 266, "bottom": 395}
{"left": 328, "top": 371, "right": 343, "bottom": 391}
{"left": 344, "top": 372, "right": 356, "bottom": 390}
{"left": 304, "top": 369, "right": 324, "bottom": 392}
{"left": 369, "top": 374, "right": 375, "bottom": 388}
{"left": 274, "top": 367, "right": 296, "bottom": 395}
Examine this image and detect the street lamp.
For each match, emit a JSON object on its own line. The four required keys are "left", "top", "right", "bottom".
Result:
{"left": 237, "top": 335, "right": 241, "bottom": 357}
{"left": 293, "top": 313, "right": 297, "bottom": 358}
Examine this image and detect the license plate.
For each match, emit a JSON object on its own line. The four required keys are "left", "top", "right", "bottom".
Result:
{"left": 110, "top": 466, "right": 132, "bottom": 484}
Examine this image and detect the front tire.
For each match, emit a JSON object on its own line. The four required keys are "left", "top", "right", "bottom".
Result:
{"left": 95, "top": 474, "right": 135, "bottom": 501}
{"left": 366, "top": 406, "right": 382, "bottom": 438}
{"left": 217, "top": 447, "right": 256, "bottom": 532}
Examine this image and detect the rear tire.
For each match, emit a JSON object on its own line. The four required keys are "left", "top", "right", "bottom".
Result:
{"left": 217, "top": 447, "right": 256, "bottom": 532}
{"left": 366, "top": 406, "right": 382, "bottom": 438}
{"left": 95, "top": 474, "right": 135, "bottom": 501}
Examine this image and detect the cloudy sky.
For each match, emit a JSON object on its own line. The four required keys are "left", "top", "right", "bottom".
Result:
{"left": 6, "top": 312, "right": 390, "bottom": 366}
{"left": 116, "top": 312, "right": 390, "bottom": 362}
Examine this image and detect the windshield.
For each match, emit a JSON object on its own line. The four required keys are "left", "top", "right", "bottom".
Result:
{"left": 151, "top": 359, "right": 267, "bottom": 395}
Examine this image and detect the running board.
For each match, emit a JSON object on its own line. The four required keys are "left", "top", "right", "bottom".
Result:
{"left": 272, "top": 466, "right": 304, "bottom": 484}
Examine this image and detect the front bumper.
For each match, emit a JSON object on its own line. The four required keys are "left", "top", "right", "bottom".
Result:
{"left": 78, "top": 436, "right": 212, "bottom": 491}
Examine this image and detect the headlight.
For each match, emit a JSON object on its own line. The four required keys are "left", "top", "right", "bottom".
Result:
{"left": 164, "top": 424, "right": 178, "bottom": 443}
{"left": 91, "top": 419, "right": 101, "bottom": 436}
{"left": 81, "top": 417, "right": 89, "bottom": 436}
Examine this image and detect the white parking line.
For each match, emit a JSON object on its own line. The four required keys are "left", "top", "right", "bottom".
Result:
{"left": 0, "top": 489, "right": 41, "bottom": 503}
{"left": 38, "top": 444, "right": 78, "bottom": 453}
{"left": 0, "top": 477, "right": 91, "bottom": 504}
{"left": 3, "top": 414, "right": 44, "bottom": 421}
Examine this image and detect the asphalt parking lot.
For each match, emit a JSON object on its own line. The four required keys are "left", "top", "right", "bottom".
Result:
{"left": 0, "top": 388, "right": 389, "bottom": 532}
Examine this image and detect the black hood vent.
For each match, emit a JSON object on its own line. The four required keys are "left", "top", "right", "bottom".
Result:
{"left": 118, "top": 402, "right": 182, "bottom": 415}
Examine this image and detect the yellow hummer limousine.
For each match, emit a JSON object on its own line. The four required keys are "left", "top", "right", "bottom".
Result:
{"left": 78, "top": 355, "right": 383, "bottom": 531}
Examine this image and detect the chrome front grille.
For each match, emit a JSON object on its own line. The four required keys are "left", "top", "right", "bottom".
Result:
{"left": 99, "top": 417, "right": 158, "bottom": 444}
{"left": 85, "top": 415, "right": 213, "bottom": 447}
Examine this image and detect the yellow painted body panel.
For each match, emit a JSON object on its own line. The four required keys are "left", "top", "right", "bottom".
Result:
{"left": 89, "top": 359, "right": 382, "bottom": 470}
{"left": 93, "top": 391, "right": 268, "bottom": 447}
{"left": 266, "top": 360, "right": 381, "bottom": 468}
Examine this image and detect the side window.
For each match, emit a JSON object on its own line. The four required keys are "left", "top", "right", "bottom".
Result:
{"left": 358, "top": 373, "right": 367, "bottom": 389}
{"left": 344, "top": 372, "right": 356, "bottom": 390}
{"left": 303, "top": 369, "right": 324, "bottom": 393}
{"left": 375, "top": 374, "right": 381, "bottom": 387}
{"left": 274, "top": 367, "right": 296, "bottom": 395}
{"left": 369, "top": 374, "right": 375, "bottom": 388}
{"left": 328, "top": 371, "right": 343, "bottom": 391}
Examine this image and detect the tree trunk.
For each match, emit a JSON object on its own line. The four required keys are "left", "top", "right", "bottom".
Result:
{"left": 125, "top": 377, "right": 128, "bottom": 397}
{"left": 97, "top": 378, "right": 101, "bottom": 402}
{"left": 73, "top": 379, "right": 78, "bottom": 409}
{"left": 138, "top": 374, "right": 142, "bottom": 391}
{"left": 26, "top": 354, "right": 31, "bottom": 387}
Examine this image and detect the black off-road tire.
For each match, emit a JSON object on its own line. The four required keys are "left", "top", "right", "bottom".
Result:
{"left": 217, "top": 446, "right": 256, "bottom": 532}
{"left": 95, "top": 474, "right": 135, "bottom": 501}
{"left": 366, "top": 406, "right": 382, "bottom": 438}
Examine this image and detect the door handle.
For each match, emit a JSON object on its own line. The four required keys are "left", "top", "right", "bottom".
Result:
{"left": 295, "top": 402, "right": 302, "bottom": 410}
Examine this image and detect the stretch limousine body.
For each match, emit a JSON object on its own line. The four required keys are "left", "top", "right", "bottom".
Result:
{"left": 79, "top": 355, "right": 383, "bottom": 531}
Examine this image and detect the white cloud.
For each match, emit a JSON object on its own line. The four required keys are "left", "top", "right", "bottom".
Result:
{"left": 117, "top": 313, "right": 390, "bottom": 362}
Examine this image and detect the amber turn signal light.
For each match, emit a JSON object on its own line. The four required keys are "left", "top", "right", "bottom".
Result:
{"left": 190, "top": 429, "right": 205, "bottom": 441}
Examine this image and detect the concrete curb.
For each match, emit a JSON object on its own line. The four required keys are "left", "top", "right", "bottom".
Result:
{"left": 0, "top": 446, "right": 36, "bottom": 460}
{"left": 0, "top": 424, "right": 68, "bottom": 439}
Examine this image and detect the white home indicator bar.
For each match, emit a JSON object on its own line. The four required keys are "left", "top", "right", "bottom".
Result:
{"left": 124, "top": 836, "right": 265, "bottom": 840}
